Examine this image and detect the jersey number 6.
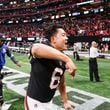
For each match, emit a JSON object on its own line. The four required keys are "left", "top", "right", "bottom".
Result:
{"left": 50, "top": 67, "right": 63, "bottom": 89}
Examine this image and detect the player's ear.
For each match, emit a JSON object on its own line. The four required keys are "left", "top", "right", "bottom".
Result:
{"left": 51, "top": 36, "right": 56, "bottom": 43}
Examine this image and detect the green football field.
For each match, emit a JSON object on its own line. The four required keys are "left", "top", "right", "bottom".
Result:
{"left": 4, "top": 52, "right": 110, "bottom": 110}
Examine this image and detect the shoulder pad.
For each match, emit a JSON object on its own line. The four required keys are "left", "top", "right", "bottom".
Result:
{"left": 35, "top": 38, "right": 50, "bottom": 45}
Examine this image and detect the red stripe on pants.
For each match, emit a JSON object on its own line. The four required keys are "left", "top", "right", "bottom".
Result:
{"left": 24, "top": 96, "right": 29, "bottom": 110}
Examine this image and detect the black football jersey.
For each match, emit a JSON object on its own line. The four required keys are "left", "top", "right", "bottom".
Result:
{"left": 27, "top": 39, "right": 66, "bottom": 102}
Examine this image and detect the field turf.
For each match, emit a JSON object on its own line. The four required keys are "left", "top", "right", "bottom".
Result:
{"left": 4, "top": 52, "right": 110, "bottom": 110}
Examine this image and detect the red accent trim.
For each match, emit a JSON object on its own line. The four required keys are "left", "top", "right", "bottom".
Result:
{"left": 25, "top": 96, "right": 29, "bottom": 110}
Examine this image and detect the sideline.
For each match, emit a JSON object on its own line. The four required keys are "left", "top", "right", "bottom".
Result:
{"left": 64, "top": 50, "right": 110, "bottom": 59}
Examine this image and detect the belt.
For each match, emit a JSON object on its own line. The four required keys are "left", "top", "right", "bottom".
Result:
{"left": 89, "top": 58, "right": 96, "bottom": 59}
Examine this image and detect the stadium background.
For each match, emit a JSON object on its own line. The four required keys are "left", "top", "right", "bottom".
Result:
{"left": 0, "top": 0, "right": 110, "bottom": 110}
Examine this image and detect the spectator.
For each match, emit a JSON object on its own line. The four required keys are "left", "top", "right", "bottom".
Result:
{"left": 73, "top": 44, "right": 80, "bottom": 61}
{"left": 89, "top": 41, "right": 101, "bottom": 82}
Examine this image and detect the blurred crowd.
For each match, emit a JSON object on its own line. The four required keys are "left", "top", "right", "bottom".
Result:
{"left": 0, "top": 15, "right": 109, "bottom": 38}
{"left": 0, "top": 0, "right": 109, "bottom": 38}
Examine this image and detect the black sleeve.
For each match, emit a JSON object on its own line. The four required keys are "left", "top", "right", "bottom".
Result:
{"left": 6, "top": 48, "right": 18, "bottom": 64}
{"left": 6, "top": 48, "right": 11, "bottom": 57}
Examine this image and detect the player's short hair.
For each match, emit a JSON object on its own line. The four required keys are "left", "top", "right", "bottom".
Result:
{"left": 45, "top": 25, "right": 64, "bottom": 41}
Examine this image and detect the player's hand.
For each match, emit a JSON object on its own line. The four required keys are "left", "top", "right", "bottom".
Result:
{"left": 64, "top": 101, "right": 75, "bottom": 110}
{"left": 65, "top": 59, "right": 76, "bottom": 78}
{"left": 16, "top": 62, "right": 21, "bottom": 67}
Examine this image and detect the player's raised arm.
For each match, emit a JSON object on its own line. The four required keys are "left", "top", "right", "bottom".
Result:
{"left": 31, "top": 43, "right": 76, "bottom": 77}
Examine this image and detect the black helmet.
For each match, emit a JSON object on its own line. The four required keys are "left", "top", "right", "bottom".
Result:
{"left": 0, "top": 33, "right": 6, "bottom": 41}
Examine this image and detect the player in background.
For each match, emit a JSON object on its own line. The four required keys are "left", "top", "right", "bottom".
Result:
{"left": 0, "top": 33, "right": 21, "bottom": 108}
